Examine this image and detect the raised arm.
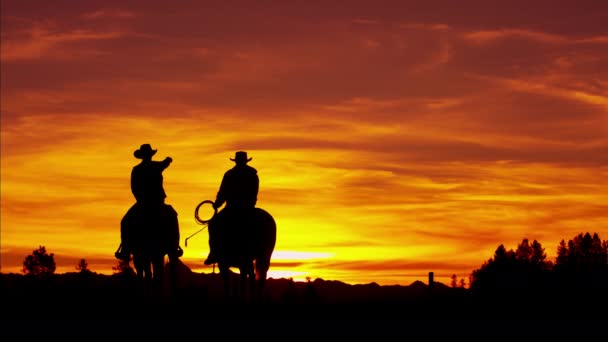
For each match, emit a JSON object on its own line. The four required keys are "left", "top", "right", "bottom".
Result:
{"left": 160, "top": 156, "right": 173, "bottom": 170}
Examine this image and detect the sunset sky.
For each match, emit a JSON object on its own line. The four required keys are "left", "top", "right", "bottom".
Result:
{"left": 1, "top": 0, "right": 607, "bottom": 286}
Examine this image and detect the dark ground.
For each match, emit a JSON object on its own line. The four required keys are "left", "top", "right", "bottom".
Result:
{"left": 1, "top": 271, "right": 606, "bottom": 337}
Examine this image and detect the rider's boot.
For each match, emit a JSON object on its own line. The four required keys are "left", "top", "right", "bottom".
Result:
{"left": 115, "top": 243, "right": 131, "bottom": 261}
{"left": 204, "top": 251, "right": 217, "bottom": 265}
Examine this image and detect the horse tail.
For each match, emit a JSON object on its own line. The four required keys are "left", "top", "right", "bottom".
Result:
{"left": 254, "top": 208, "right": 276, "bottom": 281}
{"left": 163, "top": 204, "right": 180, "bottom": 248}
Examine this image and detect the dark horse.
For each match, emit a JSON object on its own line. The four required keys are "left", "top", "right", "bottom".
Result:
{"left": 118, "top": 203, "right": 181, "bottom": 297}
{"left": 196, "top": 201, "right": 276, "bottom": 302}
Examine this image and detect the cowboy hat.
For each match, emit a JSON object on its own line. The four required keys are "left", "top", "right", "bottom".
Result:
{"left": 134, "top": 144, "right": 157, "bottom": 159}
{"left": 230, "top": 151, "right": 252, "bottom": 163}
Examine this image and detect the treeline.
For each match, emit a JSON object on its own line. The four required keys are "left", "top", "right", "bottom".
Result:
{"left": 469, "top": 231, "right": 608, "bottom": 305}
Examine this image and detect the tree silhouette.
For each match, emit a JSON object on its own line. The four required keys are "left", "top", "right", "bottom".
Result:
{"left": 112, "top": 259, "right": 135, "bottom": 277}
{"left": 556, "top": 239, "right": 569, "bottom": 266}
{"left": 22, "top": 245, "right": 56, "bottom": 276}
{"left": 514, "top": 238, "right": 551, "bottom": 269}
{"left": 450, "top": 274, "right": 457, "bottom": 288}
{"left": 553, "top": 232, "right": 608, "bottom": 300}
{"left": 554, "top": 232, "right": 607, "bottom": 272}
{"left": 76, "top": 258, "right": 91, "bottom": 273}
{"left": 470, "top": 238, "right": 552, "bottom": 297}
{"left": 471, "top": 232, "right": 608, "bottom": 307}
{"left": 515, "top": 238, "right": 534, "bottom": 263}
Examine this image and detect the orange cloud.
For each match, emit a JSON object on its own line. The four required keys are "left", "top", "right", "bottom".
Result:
{"left": 465, "top": 28, "right": 608, "bottom": 46}
{"left": 1, "top": 25, "right": 126, "bottom": 61}
{"left": 464, "top": 29, "right": 567, "bottom": 45}
{"left": 81, "top": 9, "right": 137, "bottom": 20}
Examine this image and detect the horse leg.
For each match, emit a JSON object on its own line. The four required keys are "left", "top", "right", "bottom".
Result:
{"left": 151, "top": 254, "right": 165, "bottom": 296}
{"left": 239, "top": 270, "right": 247, "bottom": 302}
{"left": 218, "top": 264, "right": 232, "bottom": 303}
{"left": 133, "top": 256, "right": 142, "bottom": 282}
{"left": 143, "top": 262, "right": 154, "bottom": 298}
{"left": 244, "top": 263, "right": 256, "bottom": 303}
{"left": 166, "top": 253, "right": 178, "bottom": 297}
{"left": 255, "top": 258, "right": 270, "bottom": 302}
{"left": 237, "top": 265, "right": 254, "bottom": 303}
{"left": 250, "top": 274, "right": 255, "bottom": 303}
{"left": 133, "top": 254, "right": 151, "bottom": 297}
{"left": 232, "top": 273, "right": 240, "bottom": 302}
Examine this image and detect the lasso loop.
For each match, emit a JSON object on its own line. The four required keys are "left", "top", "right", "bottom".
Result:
{"left": 185, "top": 200, "right": 218, "bottom": 247}
{"left": 195, "top": 199, "right": 217, "bottom": 225}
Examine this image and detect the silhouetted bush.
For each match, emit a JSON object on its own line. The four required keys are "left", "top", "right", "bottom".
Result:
{"left": 112, "top": 259, "right": 136, "bottom": 277}
{"left": 76, "top": 258, "right": 93, "bottom": 274}
{"left": 22, "top": 246, "right": 56, "bottom": 276}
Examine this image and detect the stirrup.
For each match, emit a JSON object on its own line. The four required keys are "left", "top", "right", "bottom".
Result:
{"left": 204, "top": 254, "right": 216, "bottom": 265}
{"left": 115, "top": 244, "right": 130, "bottom": 261}
{"left": 115, "top": 250, "right": 130, "bottom": 261}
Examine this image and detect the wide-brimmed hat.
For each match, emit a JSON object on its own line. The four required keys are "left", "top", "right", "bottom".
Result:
{"left": 230, "top": 151, "right": 252, "bottom": 164}
{"left": 134, "top": 144, "right": 157, "bottom": 159}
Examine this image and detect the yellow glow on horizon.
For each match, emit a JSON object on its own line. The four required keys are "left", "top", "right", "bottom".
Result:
{"left": 271, "top": 251, "right": 335, "bottom": 260}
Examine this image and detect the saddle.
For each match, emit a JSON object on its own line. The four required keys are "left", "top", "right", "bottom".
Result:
{"left": 212, "top": 207, "right": 258, "bottom": 262}
{"left": 117, "top": 202, "right": 181, "bottom": 259}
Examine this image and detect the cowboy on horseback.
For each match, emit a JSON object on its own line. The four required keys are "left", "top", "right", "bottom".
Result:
{"left": 131, "top": 143, "right": 172, "bottom": 206}
{"left": 117, "top": 144, "right": 179, "bottom": 261}
{"left": 204, "top": 151, "right": 259, "bottom": 265}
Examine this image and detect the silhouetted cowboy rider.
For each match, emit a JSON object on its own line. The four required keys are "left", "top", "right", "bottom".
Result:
{"left": 131, "top": 144, "right": 172, "bottom": 205}
{"left": 118, "top": 144, "right": 177, "bottom": 261}
{"left": 204, "top": 151, "right": 259, "bottom": 265}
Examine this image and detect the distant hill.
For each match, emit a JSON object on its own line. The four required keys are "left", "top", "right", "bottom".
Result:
{"left": 0, "top": 259, "right": 462, "bottom": 308}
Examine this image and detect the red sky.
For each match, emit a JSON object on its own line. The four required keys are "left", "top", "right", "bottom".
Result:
{"left": 1, "top": 0, "right": 607, "bottom": 285}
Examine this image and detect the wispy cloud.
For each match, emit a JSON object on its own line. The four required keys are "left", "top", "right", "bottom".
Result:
{"left": 486, "top": 75, "right": 608, "bottom": 110}
{"left": 81, "top": 9, "right": 137, "bottom": 20}
{"left": 464, "top": 28, "right": 608, "bottom": 45}
{"left": 1, "top": 24, "right": 126, "bottom": 61}
{"left": 464, "top": 29, "right": 567, "bottom": 44}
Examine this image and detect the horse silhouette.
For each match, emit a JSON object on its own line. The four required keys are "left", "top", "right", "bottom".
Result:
{"left": 120, "top": 203, "right": 181, "bottom": 296}
{"left": 195, "top": 201, "right": 276, "bottom": 302}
